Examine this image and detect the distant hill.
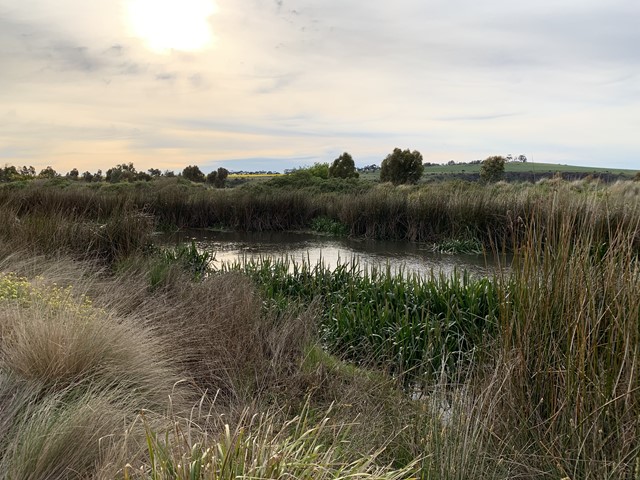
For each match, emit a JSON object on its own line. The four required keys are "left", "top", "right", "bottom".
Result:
{"left": 357, "top": 161, "right": 637, "bottom": 183}
{"left": 419, "top": 161, "right": 636, "bottom": 183}
{"left": 422, "top": 161, "right": 636, "bottom": 176}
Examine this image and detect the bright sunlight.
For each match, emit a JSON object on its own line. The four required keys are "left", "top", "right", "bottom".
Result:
{"left": 127, "top": 0, "right": 216, "bottom": 53}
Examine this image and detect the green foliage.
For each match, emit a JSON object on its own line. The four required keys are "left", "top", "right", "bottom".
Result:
{"left": 38, "top": 166, "right": 59, "bottom": 179}
{"left": 309, "top": 216, "right": 348, "bottom": 236}
{"left": 328, "top": 152, "right": 359, "bottom": 179}
{"left": 135, "top": 405, "right": 416, "bottom": 480}
{"left": 479, "top": 156, "right": 505, "bottom": 183}
{"left": 106, "top": 163, "right": 145, "bottom": 183}
{"left": 0, "top": 165, "right": 19, "bottom": 182}
{"left": 290, "top": 162, "right": 330, "bottom": 179}
{"left": 181, "top": 165, "right": 205, "bottom": 183}
{"left": 258, "top": 172, "right": 368, "bottom": 195}
{"left": 380, "top": 148, "right": 424, "bottom": 185}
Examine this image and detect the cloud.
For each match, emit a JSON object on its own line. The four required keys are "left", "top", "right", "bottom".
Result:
{"left": 1, "top": 0, "right": 639, "bottom": 172}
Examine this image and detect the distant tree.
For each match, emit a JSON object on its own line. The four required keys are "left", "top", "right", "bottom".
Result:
{"left": 0, "top": 165, "right": 19, "bottom": 182}
{"left": 106, "top": 163, "right": 137, "bottom": 183}
{"left": 19, "top": 165, "right": 36, "bottom": 177}
{"left": 480, "top": 156, "right": 506, "bottom": 183}
{"left": 329, "top": 152, "right": 358, "bottom": 179}
{"left": 517, "top": 154, "right": 527, "bottom": 163}
{"left": 163, "top": 170, "right": 175, "bottom": 177}
{"left": 38, "top": 166, "right": 59, "bottom": 179}
{"left": 215, "top": 167, "right": 229, "bottom": 187}
{"left": 206, "top": 167, "right": 229, "bottom": 188}
{"left": 380, "top": 148, "right": 424, "bottom": 185}
{"left": 359, "top": 164, "right": 379, "bottom": 173}
{"left": 505, "top": 154, "right": 514, "bottom": 162}
{"left": 94, "top": 169, "right": 103, "bottom": 182}
{"left": 182, "top": 165, "right": 205, "bottom": 182}
{"left": 81, "top": 171, "right": 94, "bottom": 182}
{"left": 66, "top": 168, "right": 79, "bottom": 180}
{"left": 148, "top": 168, "right": 162, "bottom": 177}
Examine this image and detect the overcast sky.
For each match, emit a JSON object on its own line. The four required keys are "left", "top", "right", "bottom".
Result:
{"left": 1, "top": 0, "right": 639, "bottom": 173}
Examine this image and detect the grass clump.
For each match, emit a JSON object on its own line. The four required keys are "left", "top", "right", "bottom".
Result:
{"left": 310, "top": 216, "right": 349, "bottom": 236}
{"left": 128, "top": 404, "right": 418, "bottom": 480}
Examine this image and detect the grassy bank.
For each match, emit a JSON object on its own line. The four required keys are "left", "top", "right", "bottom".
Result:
{"left": 2, "top": 176, "right": 640, "bottom": 251}
{"left": 0, "top": 178, "right": 638, "bottom": 478}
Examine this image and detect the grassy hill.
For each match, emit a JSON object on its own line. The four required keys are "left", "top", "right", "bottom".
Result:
{"left": 355, "top": 161, "right": 636, "bottom": 183}
{"left": 422, "top": 161, "right": 636, "bottom": 176}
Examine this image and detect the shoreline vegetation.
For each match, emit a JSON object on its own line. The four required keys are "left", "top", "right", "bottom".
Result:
{"left": 0, "top": 174, "right": 639, "bottom": 478}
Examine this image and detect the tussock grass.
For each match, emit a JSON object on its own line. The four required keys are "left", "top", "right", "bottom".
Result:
{"left": 0, "top": 266, "right": 190, "bottom": 478}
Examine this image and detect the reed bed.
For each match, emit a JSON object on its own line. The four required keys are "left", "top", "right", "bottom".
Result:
{"left": 218, "top": 257, "right": 500, "bottom": 386}
{"left": 2, "top": 177, "right": 639, "bottom": 251}
{"left": 492, "top": 205, "right": 640, "bottom": 479}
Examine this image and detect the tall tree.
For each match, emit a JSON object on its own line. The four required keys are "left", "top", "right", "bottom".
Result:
{"left": 329, "top": 152, "right": 359, "bottom": 179}
{"left": 380, "top": 148, "right": 424, "bottom": 185}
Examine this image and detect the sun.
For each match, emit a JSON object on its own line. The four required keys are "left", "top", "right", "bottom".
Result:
{"left": 127, "top": 0, "right": 217, "bottom": 53}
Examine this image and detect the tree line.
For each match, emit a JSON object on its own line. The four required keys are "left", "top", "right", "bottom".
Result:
{"left": 0, "top": 162, "right": 231, "bottom": 188}
{"left": 1, "top": 149, "right": 516, "bottom": 186}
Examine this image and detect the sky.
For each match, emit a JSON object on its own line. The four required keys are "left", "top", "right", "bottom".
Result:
{"left": 1, "top": 0, "right": 639, "bottom": 174}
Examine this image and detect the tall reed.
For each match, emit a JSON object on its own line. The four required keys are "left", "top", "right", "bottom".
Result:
{"left": 494, "top": 202, "right": 640, "bottom": 478}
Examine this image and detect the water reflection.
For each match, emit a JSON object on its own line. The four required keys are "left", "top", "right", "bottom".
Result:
{"left": 159, "top": 230, "right": 503, "bottom": 278}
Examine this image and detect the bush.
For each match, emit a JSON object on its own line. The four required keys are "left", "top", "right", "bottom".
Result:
{"left": 479, "top": 156, "right": 505, "bottom": 183}
{"left": 182, "top": 165, "right": 205, "bottom": 183}
{"left": 206, "top": 167, "right": 229, "bottom": 188}
{"left": 380, "top": 148, "right": 424, "bottom": 185}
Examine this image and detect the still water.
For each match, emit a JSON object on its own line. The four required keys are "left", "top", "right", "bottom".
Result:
{"left": 159, "top": 230, "right": 502, "bottom": 278}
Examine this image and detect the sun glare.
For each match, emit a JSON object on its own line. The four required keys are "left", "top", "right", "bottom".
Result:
{"left": 127, "top": 0, "right": 216, "bottom": 53}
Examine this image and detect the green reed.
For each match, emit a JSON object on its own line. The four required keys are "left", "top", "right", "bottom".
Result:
{"left": 218, "top": 257, "right": 499, "bottom": 386}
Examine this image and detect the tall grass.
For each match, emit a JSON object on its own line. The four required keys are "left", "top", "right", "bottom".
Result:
{"left": 3, "top": 177, "right": 639, "bottom": 250}
{"left": 493, "top": 205, "right": 640, "bottom": 479}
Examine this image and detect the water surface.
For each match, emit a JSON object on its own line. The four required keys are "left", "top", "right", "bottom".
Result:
{"left": 160, "top": 230, "right": 503, "bottom": 278}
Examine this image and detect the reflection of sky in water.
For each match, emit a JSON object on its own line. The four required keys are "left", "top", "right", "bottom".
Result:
{"left": 159, "top": 230, "right": 504, "bottom": 278}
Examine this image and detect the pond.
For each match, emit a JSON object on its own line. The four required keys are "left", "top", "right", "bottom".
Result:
{"left": 159, "top": 230, "right": 505, "bottom": 278}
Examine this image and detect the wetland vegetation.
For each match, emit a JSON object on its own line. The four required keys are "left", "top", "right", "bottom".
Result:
{"left": 0, "top": 173, "right": 639, "bottom": 478}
